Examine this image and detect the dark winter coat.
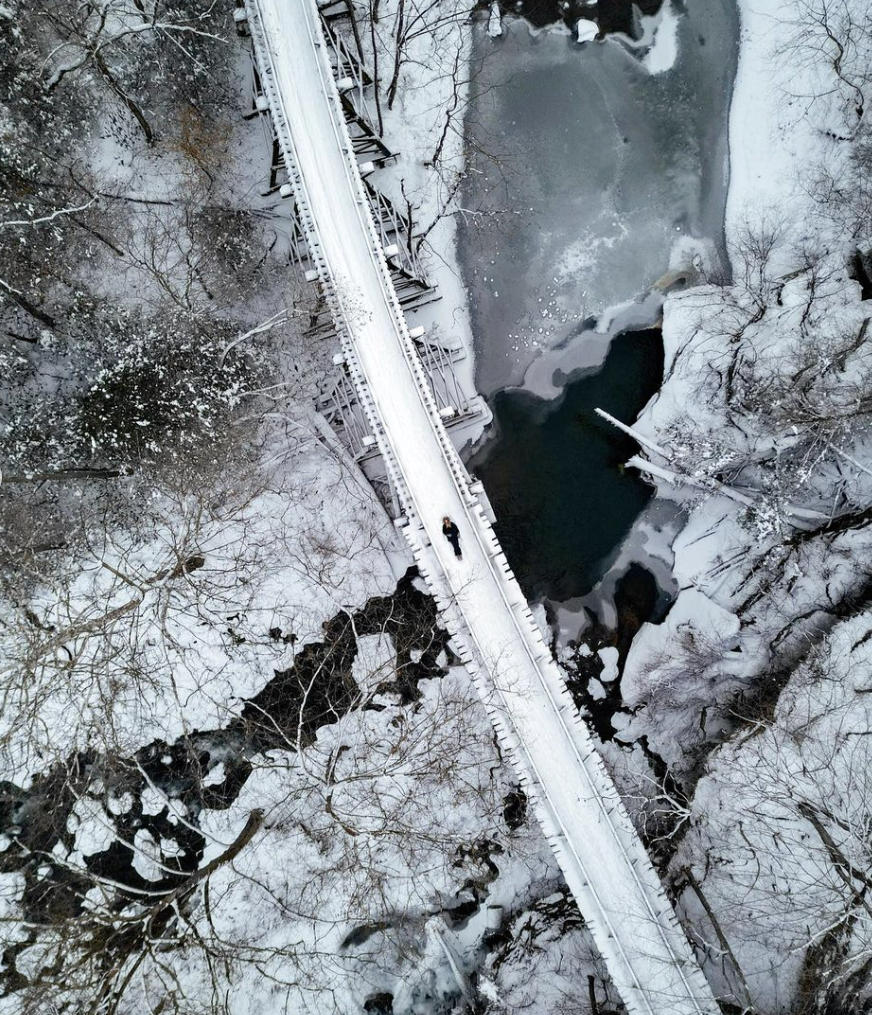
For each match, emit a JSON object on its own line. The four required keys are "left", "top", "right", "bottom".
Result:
{"left": 442, "top": 519, "right": 462, "bottom": 556}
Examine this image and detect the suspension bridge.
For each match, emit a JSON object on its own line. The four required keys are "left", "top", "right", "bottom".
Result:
{"left": 237, "top": 1, "right": 721, "bottom": 1011}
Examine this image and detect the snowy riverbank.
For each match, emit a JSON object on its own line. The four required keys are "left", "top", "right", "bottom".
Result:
{"left": 625, "top": 0, "right": 870, "bottom": 767}
{"left": 614, "top": 0, "right": 872, "bottom": 1007}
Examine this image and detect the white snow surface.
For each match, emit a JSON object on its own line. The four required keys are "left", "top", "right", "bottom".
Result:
{"left": 618, "top": 0, "right": 872, "bottom": 1004}
{"left": 640, "top": 2, "right": 680, "bottom": 74}
{"left": 247, "top": 0, "right": 719, "bottom": 1010}
{"left": 576, "top": 18, "right": 598, "bottom": 43}
{"left": 488, "top": 2, "right": 503, "bottom": 38}
{"left": 0, "top": 423, "right": 399, "bottom": 781}
{"left": 624, "top": 0, "right": 872, "bottom": 764}
{"left": 172, "top": 665, "right": 548, "bottom": 1014}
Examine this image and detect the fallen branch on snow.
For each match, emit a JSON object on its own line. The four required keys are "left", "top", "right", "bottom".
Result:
{"left": 596, "top": 407, "right": 830, "bottom": 525}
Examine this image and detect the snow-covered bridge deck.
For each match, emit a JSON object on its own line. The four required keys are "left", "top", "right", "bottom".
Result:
{"left": 243, "top": 0, "right": 720, "bottom": 1011}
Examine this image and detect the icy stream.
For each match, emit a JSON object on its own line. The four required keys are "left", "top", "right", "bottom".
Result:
{"left": 461, "top": 0, "right": 737, "bottom": 612}
{"left": 461, "top": 0, "right": 738, "bottom": 397}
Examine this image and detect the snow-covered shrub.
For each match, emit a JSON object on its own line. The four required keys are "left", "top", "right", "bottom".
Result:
{"left": 80, "top": 332, "right": 247, "bottom": 461}
{"left": 189, "top": 204, "right": 281, "bottom": 303}
{"left": 1, "top": 311, "right": 259, "bottom": 475}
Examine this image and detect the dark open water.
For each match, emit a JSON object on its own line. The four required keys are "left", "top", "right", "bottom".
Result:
{"left": 471, "top": 329, "right": 663, "bottom": 601}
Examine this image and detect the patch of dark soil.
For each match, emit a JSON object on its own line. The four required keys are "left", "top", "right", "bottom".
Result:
{"left": 849, "top": 248, "right": 872, "bottom": 301}
{"left": 613, "top": 564, "right": 667, "bottom": 665}
{"left": 485, "top": 886, "right": 584, "bottom": 976}
{"left": 446, "top": 838, "right": 505, "bottom": 929}
{"left": 342, "top": 922, "right": 391, "bottom": 949}
{"left": 364, "top": 993, "right": 395, "bottom": 1014}
{"left": 235, "top": 568, "right": 451, "bottom": 754}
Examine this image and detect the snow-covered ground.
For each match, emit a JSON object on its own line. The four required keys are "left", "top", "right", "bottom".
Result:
{"left": 0, "top": 417, "right": 401, "bottom": 781}
{"left": 7, "top": 0, "right": 872, "bottom": 1010}
{"left": 623, "top": 0, "right": 871, "bottom": 767}
{"left": 605, "top": 0, "right": 872, "bottom": 1007}
{"left": 675, "top": 613, "right": 872, "bottom": 1009}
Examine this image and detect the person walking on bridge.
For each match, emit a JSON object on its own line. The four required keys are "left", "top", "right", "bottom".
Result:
{"left": 442, "top": 516, "right": 462, "bottom": 560}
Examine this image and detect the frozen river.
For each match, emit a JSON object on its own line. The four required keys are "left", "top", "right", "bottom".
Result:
{"left": 470, "top": 328, "right": 664, "bottom": 601}
{"left": 461, "top": 0, "right": 738, "bottom": 608}
{"left": 460, "top": 0, "right": 738, "bottom": 397}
